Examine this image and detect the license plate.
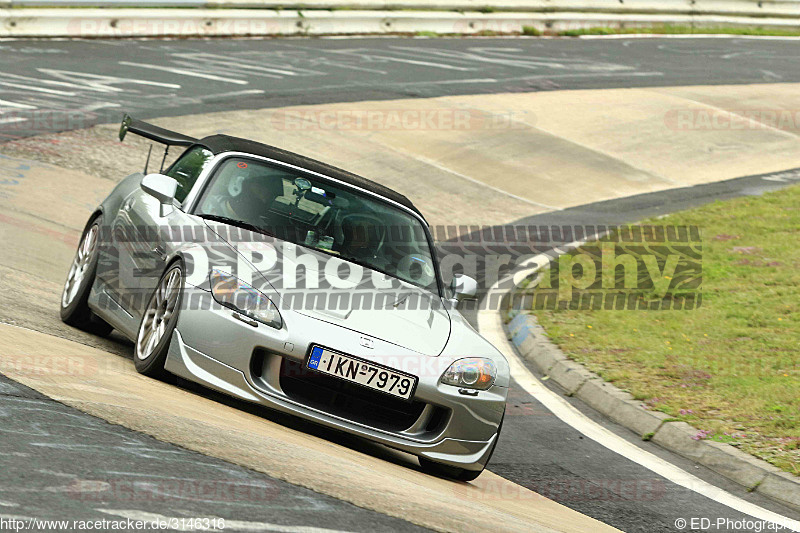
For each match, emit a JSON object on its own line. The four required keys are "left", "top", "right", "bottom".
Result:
{"left": 306, "top": 346, "right": 417, "bottom": 401}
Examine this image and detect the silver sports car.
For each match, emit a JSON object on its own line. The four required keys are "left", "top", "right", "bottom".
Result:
{"left": 60, "top": 115, "right": 509, "bottom": 480}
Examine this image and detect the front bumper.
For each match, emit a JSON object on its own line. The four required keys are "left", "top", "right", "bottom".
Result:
{"left": 165, "top": 292, "right": 507, "bottom": 471}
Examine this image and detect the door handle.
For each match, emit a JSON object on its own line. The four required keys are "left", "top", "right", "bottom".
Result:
{"left": 152, "top": 246, "right": 166, "bottom": 260}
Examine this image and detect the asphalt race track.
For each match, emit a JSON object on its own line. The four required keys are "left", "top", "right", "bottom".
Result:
{"left": 3, "top": 37, "right": 800, "bottom": 139}
{"left": 0, "top": 373, "right": 429, "bottom": 532}
{"left": 2, "top": 36, "right": 800, "bottom": 533}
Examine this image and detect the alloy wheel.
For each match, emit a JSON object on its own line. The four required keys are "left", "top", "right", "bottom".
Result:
{"left": 136, "top": 267, "right": 182, "bottom": 361}
{"left": 62, "top": 224, "right": 99, "bottom": 308}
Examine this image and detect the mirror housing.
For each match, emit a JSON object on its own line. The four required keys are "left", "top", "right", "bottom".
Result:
{"left": 450, "top": 274, "right": 478, "bottom": 301}
{"left": 141, "top": 173, "right": 178, "bottom": 216}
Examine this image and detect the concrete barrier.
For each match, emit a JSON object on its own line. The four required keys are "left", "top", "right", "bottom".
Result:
{"left": 213, "top": 0, "right": 800, "bottom": 19}
{"left": 2, "top": 8, "right": 800, "bottom": 38}
{"left": 5, "top": 0, "right": 800, "bottom": 18}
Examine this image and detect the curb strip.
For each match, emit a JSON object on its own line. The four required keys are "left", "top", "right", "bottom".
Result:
{"left": 505, "top": 311, "right": 800, "bottom": 512}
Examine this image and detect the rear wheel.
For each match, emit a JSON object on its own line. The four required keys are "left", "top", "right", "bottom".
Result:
{"left": 419, "top": 417, "right": 503, "bottom": 482}
{"left": 60, "top": 215, "right": 113, "bottom": 337}
{"left": 134, "top": 262, "right": 183, "bottom": 379}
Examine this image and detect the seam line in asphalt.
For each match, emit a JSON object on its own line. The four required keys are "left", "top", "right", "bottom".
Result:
{"left": 375, "top": 144, "right": 562, "bottom": 211}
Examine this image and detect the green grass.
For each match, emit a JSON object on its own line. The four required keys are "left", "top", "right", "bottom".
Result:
{"left": 558, "top": 24, "right": 800, "bottom": 37}
{"left": 522, "top": 25, "right": 542, "bottom": 36}
{"left": 532, "top": 184, "right": 800, "bottom": 475}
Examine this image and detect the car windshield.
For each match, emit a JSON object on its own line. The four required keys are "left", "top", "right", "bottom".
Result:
{"left": 195, "top": 157, "right": 439, "bottom": 293}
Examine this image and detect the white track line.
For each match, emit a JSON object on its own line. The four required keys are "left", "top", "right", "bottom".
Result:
{"left": 479, "top": 268, "right": 800, "bottom": 531}
{"left": 0, "top": 99, "right": 36, "bottom": 110}
{"left": 118, "top": 61, "right": 253, "bottom": 84}
{"left": 576, "top": 34, "right": 800, "bottom": 41}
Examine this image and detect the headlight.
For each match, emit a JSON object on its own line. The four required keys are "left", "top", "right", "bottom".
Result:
{"left": 209, "top": 269, "right": 282, "bottom": 329}
{"left": 440, "top": 358, "right": 497, "bottom": 390}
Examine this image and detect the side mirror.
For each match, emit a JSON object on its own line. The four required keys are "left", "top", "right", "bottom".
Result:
{"left": 141, "top": 173, "right": 178, "bottom": 216}
{"left": 450, "top": 274, "right": 478, "bottom": 301}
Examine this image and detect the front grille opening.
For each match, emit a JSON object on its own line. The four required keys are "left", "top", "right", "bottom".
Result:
{"left": 250, "top": 349, "right": 266, "bottom": 379}
{"left": 423, "top": 404, "right": 448, "bottom": 433}
{"left": 279, "top": 358, "right": 435, "bottom": 433}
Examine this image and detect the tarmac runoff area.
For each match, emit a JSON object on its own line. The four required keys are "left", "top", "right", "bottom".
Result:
{"left": 2, "top": 82, "right": 800, "bottom": 531}
{"left": 5, "top": 82, "right": 800, "bottom": 229}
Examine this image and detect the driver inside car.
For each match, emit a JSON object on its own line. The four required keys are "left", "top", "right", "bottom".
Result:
{"left": 202, "top": 171, "right": 283, "bottom": 228}
{"left": 338, "top": 214, "right": 388, "bottom": 270}
{"left": 225, "top": 176, "right": 282, "bottom": 224}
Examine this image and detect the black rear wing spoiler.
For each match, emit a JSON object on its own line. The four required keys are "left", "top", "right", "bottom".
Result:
{"left": 118, "top": 114, "right": 197, "bottom": 147}
{"left": 119, "top": 114, "right": 198, "bottom": 173}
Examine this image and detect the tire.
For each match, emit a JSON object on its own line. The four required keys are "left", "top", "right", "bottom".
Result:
{"left": 60, "top": 215, "right": 113, "bottom": 337}
{"left": 419, "top": 416, "right": 504, "bottom": 482}
{"left": 134, "top": 262, "right": 183, "bottom": 379}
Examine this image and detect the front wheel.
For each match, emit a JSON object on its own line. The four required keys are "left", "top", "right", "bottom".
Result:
{"left": 60, "top": 215, "right": 113, "bottom": 337}
{"left": 134, "top": 262, "right": 183, "bottom": 379}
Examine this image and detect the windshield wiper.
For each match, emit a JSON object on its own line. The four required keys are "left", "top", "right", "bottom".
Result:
{"left": 197, "top": 213, "right": 276, "bottom": 237}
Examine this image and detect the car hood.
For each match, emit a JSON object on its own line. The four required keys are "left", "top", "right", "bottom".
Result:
{"left": 203, "top": 221, "right": 451, "bottom": 356}
{"left": 295, "top": 289, "right": 451, "bottom": 356}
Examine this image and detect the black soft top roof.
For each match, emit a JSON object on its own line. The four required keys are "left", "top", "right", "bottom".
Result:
{"left": 196, "top": 134, "right": 423, "bottom": 218}
{"left": 116, "top": 114, "right": 422, "bottom": 218}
